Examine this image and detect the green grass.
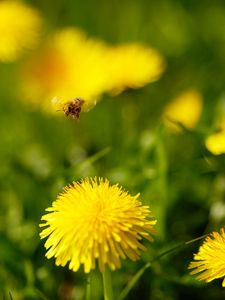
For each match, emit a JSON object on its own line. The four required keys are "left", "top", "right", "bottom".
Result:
{"left": 1, "top": 0, "right": 225, "bottom": 299}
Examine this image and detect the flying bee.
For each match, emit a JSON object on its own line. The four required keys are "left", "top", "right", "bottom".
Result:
{"left": 62, "top": 98, "right": 85, "bottom": 119}
{"left": 53, "top": 97, "right": 85, "bottom": 119}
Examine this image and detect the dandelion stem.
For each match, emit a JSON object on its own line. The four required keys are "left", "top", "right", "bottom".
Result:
{"left": 85, "top": 275, "right": 91, "bottom": 300}
{"left": 102, "top": 267, "right": 114, "bottom": 300}
{"left": 155, "top": 126, "right": 168, "bottom": 239}
{"left": 118, "top": 234, "right": 207, "bottom": 300}
{"left": 118, "top": 262, "right": 151, "bottom": 300}
{"left": 78, "top": 147, "right": 111, "bottom": 173}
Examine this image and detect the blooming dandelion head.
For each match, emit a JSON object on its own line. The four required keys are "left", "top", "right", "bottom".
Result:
{"left": 107, "top": 43, "right": 165, "bottom": 95}
{"left": 205, "top": 118, "right": 225, "bottom": 155}
{"left": 188, "top": 228, "right": 225, "bottom": 287}
{"left": 20, "top": 28, "right": 109, "bottom": 112}
{"left": 20, "top": 27, "right": 165, "bottom": 114}
{"left": 0, "top": 1, "right": 42, "bottom": 62}
{"left": 163, "top": 89, "right": 203, "bottom": 132}
{"left": 40, "top": 178, "right": 156, "bottom": 273}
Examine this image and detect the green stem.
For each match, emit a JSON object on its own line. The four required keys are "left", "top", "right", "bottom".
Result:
{"left": 118, "top": 234, "right": 207, "bottom": 300}
{"left": 85, "top": 275, "right": 91, "bottom": 300}
{"left": 155, "top": 126, "right": 168, "bottom": 239}
{"left": 78, "top": 147, "right": 111, "bottom": 173}
{"left": 102, "top": 267, "right": 114, "bottom": 300}
{"left": 34, "top": 288, "right": 50, "bottom": 300}
{"left": 118, "top": 263, "right": 151, "bottom": 300}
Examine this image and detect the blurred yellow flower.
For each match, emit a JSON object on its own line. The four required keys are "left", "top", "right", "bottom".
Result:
{"left": 0, "top": 0, "right": 42, "bottom": 62}
{"left": 107, "top": 44, "right": 165, "bottom": 95}
{"left": 20, "top": 27, "right": 165, "bottom": 115}
{"left": 205, "top": 119, "right": 225, "bottom": 155}
{"left": 188, "top": 228, "right": 225, "bottom": 287}
{"left": 40, "top": 178, "right": 156, "bottom": 273}
{"left": 20, "top": 28, "right": 108, "bottom": 112}
{"left": 163, "top": 89, "right": 203, "bottom": 132}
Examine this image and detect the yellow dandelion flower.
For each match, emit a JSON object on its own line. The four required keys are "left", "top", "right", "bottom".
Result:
{"left": 107, "top": 43, "right": 165, "bottom": 95}
{"left": 188, "top": 228, "right": 225, "bottom": 287}
{"left": 20, "top": 28, "right": 165, "bottom": 114}
{"left": 0, "top": 0, "right": 42, "bottom": 62}
{"left": 40, "top": 178, "right": 156, "bottom": 273}
{"left": 205, "top": 119, "right": 225, "bottom": 155}
{"left": 20, "top": 28, "right": 109, "bottom": 112}
{"left": 163, "top": 89, "right": 203, "bottom": 132}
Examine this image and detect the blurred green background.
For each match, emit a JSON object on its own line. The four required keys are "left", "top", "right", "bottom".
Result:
{"left": 1, "top": 0, "right": 225, "bottom": 299}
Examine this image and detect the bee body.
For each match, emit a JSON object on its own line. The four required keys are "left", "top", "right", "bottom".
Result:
{"left": 62, "top": 98, "right": 85, "bottom": 119}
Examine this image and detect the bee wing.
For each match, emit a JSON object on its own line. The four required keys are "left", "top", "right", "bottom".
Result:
{"left": 82, "top": 99, "right": 97, "bottom": 112}
{"left": 52, "top": 96, "right": 62, "bottom": 105}
{"left": 52, "top": 96, "right": 65, "bottom": 112}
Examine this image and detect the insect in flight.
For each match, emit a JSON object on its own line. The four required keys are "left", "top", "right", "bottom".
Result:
{"left": 53, "top": 97, "right": 85, "bottom": 119}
